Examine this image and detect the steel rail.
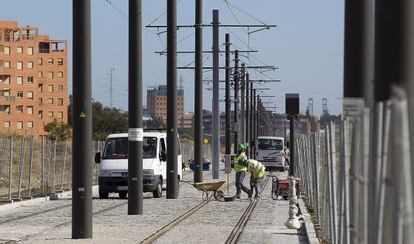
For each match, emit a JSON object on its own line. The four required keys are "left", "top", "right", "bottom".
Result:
{"left": 140, "top": 180, "right": 235, "bottom": 244}
{"left": 225, "top": 176, "right": 270, "bottom": 244}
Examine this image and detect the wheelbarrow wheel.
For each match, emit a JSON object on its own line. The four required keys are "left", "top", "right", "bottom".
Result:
{"left": 214, "top": 190, "right": 225, "bottom": 201}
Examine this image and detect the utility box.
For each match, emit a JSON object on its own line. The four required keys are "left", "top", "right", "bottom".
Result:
{"left": 285, "top": 93, "right": 300, "bottom": 115}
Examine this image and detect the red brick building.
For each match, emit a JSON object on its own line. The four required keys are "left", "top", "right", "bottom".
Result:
{"left": 0, "top": 21, "right": 67, "bottom": 136}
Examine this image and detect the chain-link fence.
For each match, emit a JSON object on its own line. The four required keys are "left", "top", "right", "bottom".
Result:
{"left": 296, "top": 93, "right": 414, "bottom": 244}
{"left": 0, "top": 137, "right": 103, "bottom": 202}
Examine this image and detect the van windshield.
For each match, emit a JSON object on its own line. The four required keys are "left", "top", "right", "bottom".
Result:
{"left": 102, "top": 137, "right": 158, "bottom": 159}
{"left": 257, "top": 139, "right": 283, "bottom": 150}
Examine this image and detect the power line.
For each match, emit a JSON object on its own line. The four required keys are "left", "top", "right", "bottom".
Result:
{"left": 104, "top": 0, "right": 127, "bottom": 17}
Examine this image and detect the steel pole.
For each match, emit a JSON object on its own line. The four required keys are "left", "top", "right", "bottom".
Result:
{"left": 245, "top": 73, "right": 250, "bottom": 156}
{"left": 194, "top": 0, "right": 203, "bottom": 183}
{"left": 212, "top": 10, "right": 220, "bottom": 179}
{"left": 128, "top": 0, "right": 144, "bottom": 213}
{"left": 225, "top": 33, "right": 231, "bottom": 159}
{"left": 233, "top": 50, "right": 239, "bottom": 154}
{"left": 252, "top": 89, "right": 256, "bottom": 158}
{"left": 289, "top": 115, "right": 295, "bottom": 177}
{"left": 167, "top": 0, "right": 179, "bottom": 198}
{"left": 240, "top": 63, "right": 246, "bottom": 145}
{"left": 72, "top": 0, "right": 92, "bottom": 238}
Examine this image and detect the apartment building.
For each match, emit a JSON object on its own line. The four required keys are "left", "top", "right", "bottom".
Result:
{"left": 0, "top": 21, "right": 67, "bottom": 136}
{"left": 146, "top": 85, "right": 185, "bottom": 127}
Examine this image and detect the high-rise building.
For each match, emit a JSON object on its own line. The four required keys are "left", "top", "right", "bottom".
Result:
{"left": 146, "top": 85, "right": 184, "bottom": 127}
{"left": 0, "top": 21, "right": 67, "bottom": 136}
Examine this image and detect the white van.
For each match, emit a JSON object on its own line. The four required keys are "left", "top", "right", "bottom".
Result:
{"left": 95, "top": 130, "right": 183, "bottom": 199}
{"left": 256, "top": 136, "right": 286, "bottom": 171}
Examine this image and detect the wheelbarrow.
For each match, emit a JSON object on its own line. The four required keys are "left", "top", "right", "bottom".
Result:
{"left": 186, "top": 180, "right": 235, "bottom": 202}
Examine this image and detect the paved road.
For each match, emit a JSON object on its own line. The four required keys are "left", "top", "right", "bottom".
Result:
{"left": 0, "top": 169, "right": 309, "bottom": 243}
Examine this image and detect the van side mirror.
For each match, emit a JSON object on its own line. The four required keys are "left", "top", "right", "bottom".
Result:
{"left": 160, "top": 151, "right": 167, "bottom": 162}
{"left": 95, "top": 152, "right": 101, "bottom": 164}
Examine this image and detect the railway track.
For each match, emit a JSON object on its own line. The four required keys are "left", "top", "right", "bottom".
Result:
{"left": 140, "top": 179, "right": 235, "bottom": 244}
{"left": 0, "top": 202, "right": 72, "bottom": 226}
{"left": 225, "top": 175, "right": 271, "bottom": 244}
{"left": 17, "top": 201, "right": 128, "bottom": 242}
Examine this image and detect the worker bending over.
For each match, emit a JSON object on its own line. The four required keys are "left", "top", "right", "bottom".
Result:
{"left": 241, "top": 158, "right": 266, "bottom": 200}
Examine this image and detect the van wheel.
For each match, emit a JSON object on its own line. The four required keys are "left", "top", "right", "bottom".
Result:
{"left": 119, "top": 192, "right": 127, "bottom": 199}
{"left": 153, "top": 182, "right": 162, "bottom": 198}
{"left": 99, "top": 191, "right": 109, "bottom": 199}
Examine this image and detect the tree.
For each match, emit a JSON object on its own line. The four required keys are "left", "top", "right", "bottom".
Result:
{"left": 44, "top": 120, "right": 72, "bottom": 141}
{"left": 92, "top": 100, "right": 128, "bottom": 140}
{"left": 67, "top": 96, "right": 129, "bottom": 140}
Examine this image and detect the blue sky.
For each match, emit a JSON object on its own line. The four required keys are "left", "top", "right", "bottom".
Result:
{"left": 1, "top": 0, "right": 344, "bottom": 115}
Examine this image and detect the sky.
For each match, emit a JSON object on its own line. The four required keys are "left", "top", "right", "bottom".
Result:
{"left": 1, "top": 0, "right": 344, "bottom": 115}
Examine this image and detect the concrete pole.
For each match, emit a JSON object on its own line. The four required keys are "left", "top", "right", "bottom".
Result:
{"left": 72, "top": 0, "right": 92, "bottom": 238}
{"left": 212, "top": 10, "right": 220, "bottom": 179}
{"left": 194, "top": 0, "right": 203, "bottom": 183}
{"left": 233, "top": 50, "right": 239, "bottom": 154}
{"left": 167, "top": 0, "right": 179, "bottom": 198}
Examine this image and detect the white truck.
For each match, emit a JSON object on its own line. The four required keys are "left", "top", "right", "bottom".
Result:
{"left": 256, "top": 136, "right": 286, "bottom": 171}
{"left": 94, "top": 130, "right": 183, "bottom": 199}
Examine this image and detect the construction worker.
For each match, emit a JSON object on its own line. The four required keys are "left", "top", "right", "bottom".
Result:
{"left": 241, "top": 158, "right": 266, "bottom": 199}
{"left": 234, "top": 143, "right": 251, "bottom": 199}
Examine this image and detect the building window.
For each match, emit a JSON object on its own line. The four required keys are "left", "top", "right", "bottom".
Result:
{"left": 48, "top": 98, "right": 54, "bottom": 104}
{"left": 17, "top": 91, "right": 23, "bottom": 98}
{"left": 38, "top": 58, "right": 43, "bottom": 65}
{"left": 1, "top": 75, "right": 10, "bottom": 84}
{"left": 27, "top": 106, "right": 33, "bottom": 115}
{"left": 17, "top": 121, "right": 23, "bottom": 130}
{"left": 17, "top": 61, "right": 23, "bottom": 70}
{"left": 16, "top": 105, "right": 23, "bottom": 113}
{"left": 38, "top": 111, "right": 43, "bottom": 118}
{"left": 48, "top": 72, "right": 54, "bottom": 79}
{"left": 57, "top": 111, "right": 63, "bottom": 118}
{"left": 17, "top": 76, "right": 23, "bottom": 85}
{"left": 48, "top": 85, "right": 54, "bottom": 92}
{"left": 48, "top": 58, "right": 53, "bottom": 64}
{"left": 27, "top": 47, "right": 34, "bottom": 55}
{"left": 38, "top": 84, "right": 43, "bottom": 92}
{"left": 4, "top": 46, "right": 10, "bottom": 55}
{"left": 4, "top": 61, "right": 11, "bottom": 68}
{"left": 27, "top": 121, "right": 33, "bottom": 128}
{"left": 58, "top": 58, "right": 63, "bottom": 65}
{"left": 57, "top": 71, "right": 63, "bottom": 78}
{"left": 1, "top": 105, "right": 11, "bottom": 115}
{"left": 3, "top": 121, "right": 10, "bottom": 128}
{"left": 16, "top": 46, "right": 23, "bottom": 54}
{"left": 38, "top": 98, "right": 43, "bottom": 105}
{"left": 27, "top": 91, "right": 33, "bottom": 99}
{"left": 48, "top": 111, "right": 54, "bottom": 117}
{"left": 58, "top": 85, "right": 64, "bottom": 91}
{"left": 38, "top": 72, "right": 43, "bottom": 78}
{"left": 58, "top": 98, "right": 64, "bottom": 106}
{"left": 27, "top": 76, "right": 34, "bottom": 83}
{"left": 27, "top": 61, "right": 33, "bottom": 69}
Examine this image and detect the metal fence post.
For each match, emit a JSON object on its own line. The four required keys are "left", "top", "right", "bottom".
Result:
{"left": 0, "top": 137, "right": 7, "bottom": 180}
{"left": 27, "top": 137, "right": 34, "bottom": 198}
{"left": 8, "top": 137, "right": 13, "bottom": 202}
{"left": 17, "top": 138, "right": 26, "bottom": 200}
{"left": 376, "top": 101, "right": 391, "bottom": 244}
{"left": 41, "top": 136, "right": 45, "bottom": 194}
{"left": 60, "top": 140, "right": 68, "bottom": 192}
{"left": 52, "top": 140, "right": 57, "bottom": 194}
{"left": 390, "top": 88, "right": 414, "bottom": 244}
